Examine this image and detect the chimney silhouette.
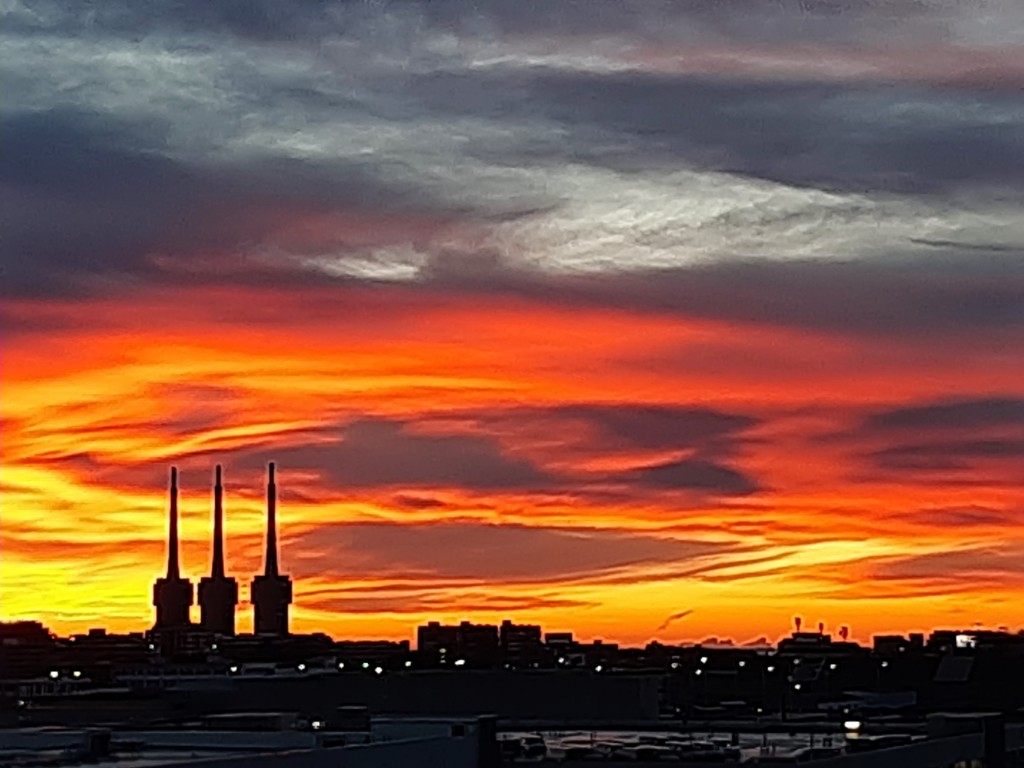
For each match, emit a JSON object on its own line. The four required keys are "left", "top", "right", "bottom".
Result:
{"left": 198, "top": 464, "right": 238, "bottom": 636}
{"left": 251, "top": 462, "right": 292, "bottom": 635}
{"left": 152, "top": 466, "right": 193, "bottom": 630}
{"left": 212, "top": 465, "right": 225, "bottom": 577}
{"left": 167, "top": 466, "right": 181, "bottom": 578}
{"left": 265, "top": 462, "right": 279, "bottom": 577}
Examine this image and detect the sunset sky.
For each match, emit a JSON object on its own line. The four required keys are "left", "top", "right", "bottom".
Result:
{"left": 2, "top": 0, "right": 1023, "bottom": 647}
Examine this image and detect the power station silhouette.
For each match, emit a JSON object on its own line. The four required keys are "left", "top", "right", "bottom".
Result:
{"left": 152, "top": 463, "right": 291, "bottom": 636}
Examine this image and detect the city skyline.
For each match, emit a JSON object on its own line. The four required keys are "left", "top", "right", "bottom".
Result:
{"left": 2, "top": 1, "right": 1024, "bottom": 646}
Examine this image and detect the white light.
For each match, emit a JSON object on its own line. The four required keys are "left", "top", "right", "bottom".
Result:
{"left": 880, "top": 661, "right": 889, "bottom": 668}
{"left": 670, "top": 662, "right": 680, "bottom": 669}
{"left": 297, "top": 663, "right": 307, "bottom": 672}
{"left": 72, "top": 670, "right": 82, "bottom": 679}
{"left": 829, "top": 663, "right": 838, "bottom": 670}
{"left": 49, "top": 670, "right": 59, "bottom": 680}
{"left": 404, "top": 660, "right": 412, "bottom": 668}
{"left": 699, "top": 656, "right": 708, "bottom": 664}
{"left": 844, "top": 720, "right": 862, "bottom": 731}
{"left": 766, "top": 665, "right": 775, "bottom": 673}
{"left": 311, "top": 720, "right": 324, "bottom": 730}
{"left": 594, "top": 665, "right": 603, "bottom": 673}
{"left": 229, "top": 665, "right": 239, "bottom": 674}
{"left": 558, "top": 656, "right": 566, "bottom": 664}
{"left": 439, "top": 647, "right": 447, "bottom": 654}
{"left": 337, "top": 662, "right": 345, "bottom": 670}
{"left": 739, "top": 660, "right": 747, "bottom": 668}
{"left": 211, "top": 643, "right": 218, "bottom": 651}
{"left": 695, "top": 669, "right": 703, "bottom": 676}
{"left": 454, "top": 659, "right": 466, "bottom": 667}
{"left": 793, "top": 658, "right": 801, "bottom": 665}
{"left": 361, "top": 662, "right": 369, "bottom": 669}
{"left": 793, "top": 683, "right": 802, "bottom": 691}
{"left": 374, "top": 666, "right": 383, "bottom": 675}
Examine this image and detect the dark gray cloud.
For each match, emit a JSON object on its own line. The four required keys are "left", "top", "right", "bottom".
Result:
{"left": 425, "top": 253, "right": 1024, "bottom": 339}
{"left": 220, "top": 418, "right": 553, "bottom": 492}
{"left": 851, "top": 396, "right": 1024, "bottom": 477}
{"left": 2, "top": 0, "right": 1023, "bottom": 354}
{"left": 626, "top": 458, "right": 760, "bottom": 496}
{"left": 869, "top": 439, "right": 1024, "bottom": 472}
{"left": 23, "top": 405, "right": 763, "bottom": 499}
{"left": 407, "top": 69, "right": 1024, "bottom": 195}
{"left": 864, "top": 397, "right": 1024, "bottom": 432}
{"left": 291, "top": 521, "right": 730, "bottom": 582}
{"left": 510, "top": 404, "right": 757, "bottom": 454}
{"left": 0, "top": 108, "right": 473, "bottom": 297}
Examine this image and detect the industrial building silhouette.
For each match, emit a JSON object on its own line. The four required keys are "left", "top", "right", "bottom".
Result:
{"left": 152, "top": 463, "right": 291, "bottom": 636}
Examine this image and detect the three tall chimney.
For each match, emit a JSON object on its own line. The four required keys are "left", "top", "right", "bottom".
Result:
{"left": 154, "top": 463, "right": 290, "bottom": 636}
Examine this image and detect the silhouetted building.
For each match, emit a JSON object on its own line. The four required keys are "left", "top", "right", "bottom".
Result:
{"left": 0, "top": 621, "right": 55, "bottom": 680}
{"left": 875, "top": 633, "right": 925, "bottom": 655}
{"left": 198, "top": 465, "right": 239, "bottom": 636}
{"left": 251, "top": 463, "right": 292, "bottom": 636}
{"left": 499, "top": 620, "right": 543, "bottom": 665}
{"left": 544, "top": 631, "right": 574, "bottom": 648}
{"left": 151, "top": 467, "right": 193, "bottom": 630}
{"left": 418, "top": 622, "right": 499, "bottom": 667}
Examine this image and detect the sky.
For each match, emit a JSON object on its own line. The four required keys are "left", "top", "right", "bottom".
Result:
{"left": 2, "top": 0, "right": 1023, "bottom": 646}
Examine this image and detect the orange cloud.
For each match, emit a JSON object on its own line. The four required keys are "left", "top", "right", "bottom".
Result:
{"left": 2, "top": 282, "right": 1023, "bottom": 644}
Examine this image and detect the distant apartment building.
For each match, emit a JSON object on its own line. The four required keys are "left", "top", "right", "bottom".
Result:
{"left": 417, "top": 621, "right": 500, "bottom": 667}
